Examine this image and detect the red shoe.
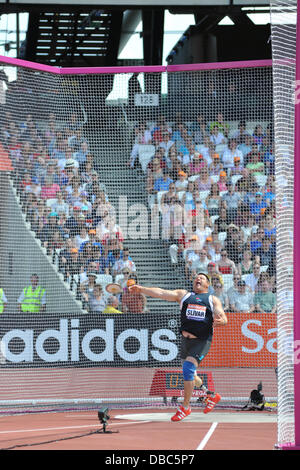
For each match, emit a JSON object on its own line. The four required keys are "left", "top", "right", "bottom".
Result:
{"left": 171, "top": 405, "right": 191, "bottom": 422}
{"left": 203, "top": 393, "right": 221, "bottom": 414}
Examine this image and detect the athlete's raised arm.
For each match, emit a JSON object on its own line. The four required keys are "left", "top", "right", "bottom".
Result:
{"left": 212, "top": 295, "right": 228, "bottom": 326}
{"left": 128, "top": 284, "right": 187, "bottom": 304}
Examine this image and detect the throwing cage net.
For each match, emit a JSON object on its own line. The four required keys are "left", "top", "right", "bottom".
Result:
{"left": 0, "top": 57, "right": 278, "bottom": 416}
{"left": 270, "top": 0, "right": 300, "bottom": 450}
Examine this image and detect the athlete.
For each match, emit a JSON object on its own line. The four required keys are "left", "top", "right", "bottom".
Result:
{"left": 129, "top": 272, "right": 227, "bottom": 422}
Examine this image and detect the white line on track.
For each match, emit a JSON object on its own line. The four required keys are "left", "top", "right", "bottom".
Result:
{"left": 0, "top": 421, "right": 150, "bottom": 436}
{"left": 196, "top": 422, "right": 218, "bottom": 450}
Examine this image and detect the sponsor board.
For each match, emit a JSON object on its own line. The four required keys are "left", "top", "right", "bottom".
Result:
{"left": 0, "top": 312, "right": 280, "bottom": 368}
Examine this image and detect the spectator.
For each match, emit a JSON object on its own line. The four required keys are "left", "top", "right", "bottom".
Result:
{"left": 254, "top": 237, "right": 275, "bottom": 268}
{"left": 103, "top": 295, "right": 123, "bottom": 314}
{"left": 209, "top": 112, "right": 229, "bottom": 137}
{"left": 222, "top": 139, "right": 243, "bottom": 170}
{"left": 205, "top": 183, "right": 222, "bottom": 217}
{"left": 254, "top": 280, "right": 277, "bottom": 313}
{"left": 214, "top": 207, "right": 229, "bottom": 233}
{"left": 50, "top": 191, "right": 69, "bottom": 217}
{"left": 122, "top": 275, "right": 147, "bottom": 313}
{"left": 189, "top": 152, "right": 207, "bottom": 176}
{"left": 112, "top": 248, "right": 136, "bottom": 278}
{"left": 209, "top": 123, "right": 226, "bottom": 146}
{"left": 116, "top": 267, "right": 133, "bottom": 289}
{"left": 227, "top": 273, "right": 242, "bottom": 310}
{"left": 232, "top": 121, "right": 248, "bottom": 144}
{"left": 252, "top": 124, "right": 265, "bottom": 147}
{"left": 230, "top": 156, "right": 244, "bottom": 176}
{"left": 230, "top": 280, "right": 255, "bottom": 313}
{"left": 159, "top": 130, "right": 176, "bottom": 167}
{"left": 38, "top": 212, "right": 66, "bottom": 250}
{"left": 160, "top": 182, "right": 181, "bottom": 240}
{"left": 249, "top": 192, "right": 268, "bottom": 219}
{"left": 196, "top": 167, "right": 212, "bottom": 192}
{"left": 211, "top": 278, "right": 230, "bottom": 311}
{"left": 40, "top": 175, "right": 61, "bottom": 200}
{"left": 208, "top": 153, "right": 223, "bottom": 176}
{"left": 175, "top": 170, "right": 188, "bottom": 192}
{"left": 249, "top": 227, "right": 265, "bottom": 253}
{"left": 217, "top": 171, "right": 228, "bottom": 192}
{"left": 237, "top": 133, "right": 254, "bottom": 160}
{"left": 186, "top": 248, "right": 209, "bottom": 279}
{"left": 244, "top": 263, "right": 261, "bottom": 292}
{"left": 84, "top": 283, "right": 107, "bottom": 313}
{"left": 181, "top": 181, "right": 196, "bottom": 214}
{"left": 64, "top": 247, "right": 82, "bottom": 282}
{"left": 221, "top": 181, "right": 241, "bottom": 221}
{"left": 129, "top": 122, "right": 153, "bottom": 169}
{"left": 246, "top": 152, "right": 265, "bottom": 178}
{"left": 263, "top": 213, "right": 276, "bottom": 242}
{"left": 217, "top": 249, "right": 237, "bottom": 275}
{"left": 238, "top": 249, "right": 253, "bottom": 276}
{"left": 190, "top": 113, "right": 207, "bottom": 146}
{"left": 153, "top": 168, "right": 174, "bottom": 193}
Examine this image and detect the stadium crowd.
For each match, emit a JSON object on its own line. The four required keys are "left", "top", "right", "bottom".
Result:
{"left": 1, "top": 110, "right": 142, "bottom": 313}
{"left": 130, "top": 112, "right": 276, "bottom": 314}
{"left": 1, "top": 107, "right": 276, "bottom": 314}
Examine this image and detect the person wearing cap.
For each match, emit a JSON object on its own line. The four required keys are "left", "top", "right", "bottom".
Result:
{"left": 208, "top": 152, "right": 223, "bottom": 176}
{"left": 230, "top": 156, "right": 244, "bottom": 176}
{"left": 217, "top": 170, "right": 228, "bottom": 192}
{"left": 18, "top": 274, "right": 46, "bottom": 313}
{"left": 175, "top": 170, "right": 188, "bottom": 192}
{"left": 128, "top": 272, "right": 227, "bottom": 421}
{"left": 230, "top": 280, "right": 255, "bottom": 313}
{"left": 64, "top": 247, "right": 82, "bottom": 283}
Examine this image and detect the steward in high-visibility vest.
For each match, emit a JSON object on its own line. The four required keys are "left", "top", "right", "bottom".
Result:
{"left": 0, "top": 288, "right": 7, "bottom": 314}
{"left": 18, "top": 275, "right": 46, "bottom": 313}
{"left": 20, "top": 285, "right": 46, "bottom": 313}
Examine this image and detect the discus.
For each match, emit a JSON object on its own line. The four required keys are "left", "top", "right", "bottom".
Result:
{"left": 106, "top": 283, "right": 122, "bottom": 294}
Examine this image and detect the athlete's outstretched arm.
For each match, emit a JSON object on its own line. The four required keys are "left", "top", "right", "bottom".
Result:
{"left": 212, "top": 296, "right": 228, "bottom": 326}
{"left": 129, "top": 285, "right": 187, "bottom": 303}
